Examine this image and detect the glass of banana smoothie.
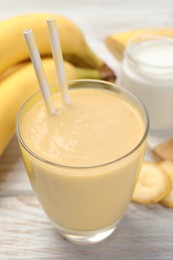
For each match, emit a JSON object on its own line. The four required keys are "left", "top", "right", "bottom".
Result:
{"left": 16, "top": 79, "right": 149, "bottom": 245}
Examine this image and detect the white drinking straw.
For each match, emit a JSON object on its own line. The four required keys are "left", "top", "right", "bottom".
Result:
{"left": 47, "top": 18, "right": 70, "bottom": 105}
{"left": 23, "top": 29, "right": 57, "bottom": 114}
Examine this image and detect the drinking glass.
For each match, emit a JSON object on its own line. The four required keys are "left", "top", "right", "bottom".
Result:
{"left": 16, "top": 80, "right": 149, "bottom": 245}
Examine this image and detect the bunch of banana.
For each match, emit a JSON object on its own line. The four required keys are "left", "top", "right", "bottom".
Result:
{"left": 0, "top": 13, "right": 115, "bottom": 155}
{"left": 104, "top": 28, "right": 173, "bottom": 60}
{"left": 0, "top": 13, "right": 117, "bottom": 73}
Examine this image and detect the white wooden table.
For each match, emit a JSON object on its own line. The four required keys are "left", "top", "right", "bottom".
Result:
{"left": 1, "top": 0, "right": 173, "bottom": 259}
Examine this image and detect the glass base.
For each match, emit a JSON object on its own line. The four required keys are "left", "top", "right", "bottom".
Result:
{"left": 55, "top": 221, "right": 119, "bottom": 245}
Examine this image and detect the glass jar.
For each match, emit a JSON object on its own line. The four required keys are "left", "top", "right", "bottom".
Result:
{"left": 120, "top": 33, "right": 173, "bottom": 135}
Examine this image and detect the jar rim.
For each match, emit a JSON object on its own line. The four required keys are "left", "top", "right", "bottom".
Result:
{"left": 126, "top": 32, "right": 173, "bottom": 70}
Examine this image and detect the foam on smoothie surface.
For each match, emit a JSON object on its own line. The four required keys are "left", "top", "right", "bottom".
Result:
{"left": 20, "top": 88, "right": 144, "bottom": 167}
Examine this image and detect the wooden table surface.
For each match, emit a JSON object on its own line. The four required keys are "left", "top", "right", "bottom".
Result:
{"left": 1, "top": 0, "right": 173, "bottom": 259}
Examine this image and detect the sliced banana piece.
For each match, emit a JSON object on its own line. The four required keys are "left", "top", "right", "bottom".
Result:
{"left": 159, "top": 161, "right": 173, "bottom": 208}
{"left": 152, "top": 139, "right": 173, "bottom": 161}
{"left": 132, "top": 162, "right": 170, "bottom": 205}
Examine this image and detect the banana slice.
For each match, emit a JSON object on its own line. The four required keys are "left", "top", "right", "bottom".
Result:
{"left": 132, "top": 162, "right": 170, "bottom": 205}
{"left": 159, "top": 161, "right": 173, "bottom": 208}
{"left": 152, "top": 139, "right": 173, "bottom": 161}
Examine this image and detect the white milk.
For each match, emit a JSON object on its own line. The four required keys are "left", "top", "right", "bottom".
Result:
{"left": 120, "top": 36, "right": 173, "bottom": 134}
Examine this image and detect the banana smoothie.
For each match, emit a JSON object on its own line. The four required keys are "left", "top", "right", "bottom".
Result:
{"left": 17, "top": 80, "right": 148, "bottom": 244}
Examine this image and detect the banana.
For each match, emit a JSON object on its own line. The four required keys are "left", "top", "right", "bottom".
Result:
{"left": 0, "top": 13, "right": 104, "bottom": 75}
{"left": 104, "top": 28, "right": 173, "bottom": 60}
{"left": 0, "top": 58, "right": 110, "bottom": 155}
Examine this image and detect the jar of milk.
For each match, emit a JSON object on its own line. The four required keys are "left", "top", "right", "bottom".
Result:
{"left": 120, "top": 33, "right": 173, "bottom": 134}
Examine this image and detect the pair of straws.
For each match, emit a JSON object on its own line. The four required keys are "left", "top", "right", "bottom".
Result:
{"left": 23, "top": 18, "right": 70, "bottom": 114}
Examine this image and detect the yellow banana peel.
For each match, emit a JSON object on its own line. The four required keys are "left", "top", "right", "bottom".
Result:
{"left": 0, "top": 13, "right": 104, "bottom": 74}
{"left": 0, "top": 58, "right": 107, "bottom": 155}
{"left": 104, "top": 28, "right": 173, "bottom": 60}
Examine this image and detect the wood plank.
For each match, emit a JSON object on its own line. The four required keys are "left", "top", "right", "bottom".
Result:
{"left": 0, "top": 137, "right": 32, "bottom": 195}
{"left": 0, "top": 196, "right": 173, "bottom": 259}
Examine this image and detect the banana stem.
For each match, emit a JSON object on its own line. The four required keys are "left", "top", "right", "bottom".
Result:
{"left": 76, "top": 65, "right": 116, "bottom": 81}
{"left": 100, "top": 64, "right": 116, "bottom": 82}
